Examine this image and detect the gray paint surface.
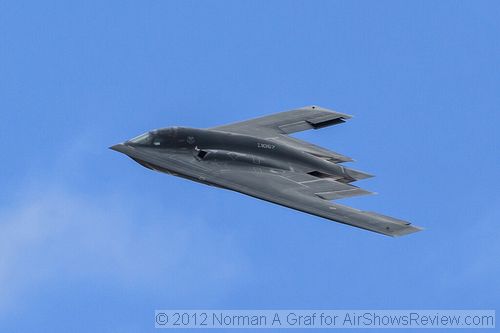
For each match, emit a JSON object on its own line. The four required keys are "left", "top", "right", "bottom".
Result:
{"left": 111, "top": 105, "right": 421, "bottom": 236}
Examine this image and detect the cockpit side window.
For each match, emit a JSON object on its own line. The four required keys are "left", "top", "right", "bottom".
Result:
{"left": 129, "top": 132, "right": 152, "bottom": 145}
{"left": 152, "top": 137, "right": 163, "bottom": 146}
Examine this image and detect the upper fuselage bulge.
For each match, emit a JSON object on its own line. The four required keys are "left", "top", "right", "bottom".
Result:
{"left": 125, "top": 126, "right": 353, "bottom": 180}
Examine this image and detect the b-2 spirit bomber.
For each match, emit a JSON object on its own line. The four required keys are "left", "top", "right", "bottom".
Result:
{"left": 111, "top": 106, "right": 421, "bottom": 236}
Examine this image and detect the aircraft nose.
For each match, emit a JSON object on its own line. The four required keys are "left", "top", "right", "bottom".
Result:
{"left": 109, "top": 143, "right": 128, "bottom": 153}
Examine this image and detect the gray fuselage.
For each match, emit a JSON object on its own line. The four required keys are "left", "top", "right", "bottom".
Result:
{"left": 127, "top": 127, "right": 352, "bottom": 181}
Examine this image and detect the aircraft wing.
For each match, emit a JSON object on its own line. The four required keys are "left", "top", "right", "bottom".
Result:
{"left": 207, "top": 168, "right": 421, "bottom": 237}
{"left": 111, "top": 145, "right": 420, "bottom": 236}
{"left": 210, "top": 105, "right": 351, "bottom": 138}
{"left": 211, "top": 105, "right": 355, "bottom": 163}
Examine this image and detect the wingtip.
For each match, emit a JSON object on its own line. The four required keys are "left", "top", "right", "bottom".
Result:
{"left": 392, "top": 224, "right": 424, "bottom": 237}
{"left": 302, "top": 105, "right": 353, "bottom": 119}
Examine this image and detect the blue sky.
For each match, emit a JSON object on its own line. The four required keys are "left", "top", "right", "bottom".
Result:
{"left": 0, "top": 0, "right": 499, "bottom": 331}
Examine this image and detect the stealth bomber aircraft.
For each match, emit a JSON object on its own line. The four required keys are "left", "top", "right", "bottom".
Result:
{"left": 111, "top": 106, "right": 421, "bottom": 236}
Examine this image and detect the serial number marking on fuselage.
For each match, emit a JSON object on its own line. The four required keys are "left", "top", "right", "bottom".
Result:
{"left": 257, "top": 143, "right": 276, "bottom": 150}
